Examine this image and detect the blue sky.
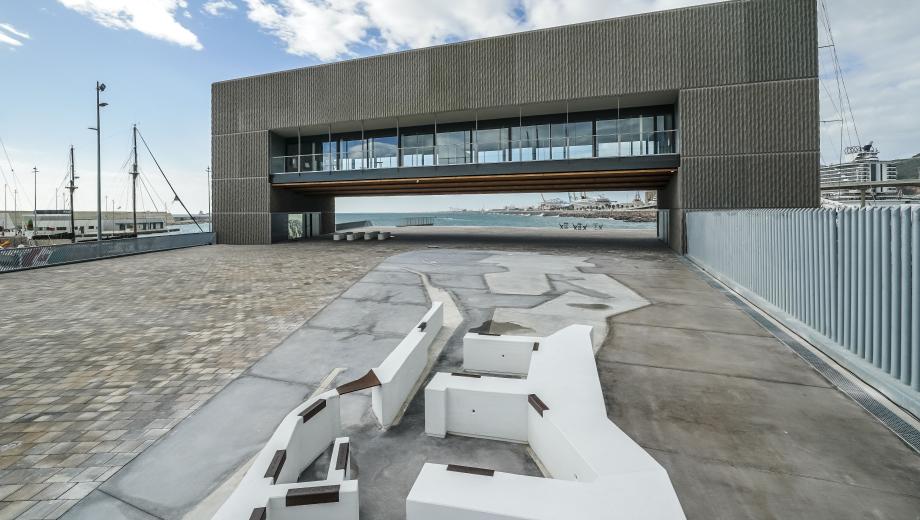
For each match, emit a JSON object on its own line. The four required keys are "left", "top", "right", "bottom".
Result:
{"left": 0, "top": 0, "right": 917, "bottom": 214}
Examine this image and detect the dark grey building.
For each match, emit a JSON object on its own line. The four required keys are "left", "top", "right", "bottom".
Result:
{"left": 211, "top": 0, "right": 819, "bottom": 250}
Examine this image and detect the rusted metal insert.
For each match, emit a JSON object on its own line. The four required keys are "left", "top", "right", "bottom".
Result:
{"left": 285, "top": 485, "right": 341, "bottom": 507}
{"left": 299, "top": 399, "right": 326, "bottom": 423}
{"left": 264, "top": 449, "right": 286, "bottom": 483}
{"left": 446, "top": 464, "right": 495, "bottom": 477}
{"left": 528, "top": 394, "right": 549, "bottom": 416}
{"left": 336, "top": 370, "right": 381, "bottom": 395}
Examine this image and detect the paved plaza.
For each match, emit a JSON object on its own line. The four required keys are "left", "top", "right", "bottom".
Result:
{"left": 1, "top": 228, "right": 919, "bottom": 519}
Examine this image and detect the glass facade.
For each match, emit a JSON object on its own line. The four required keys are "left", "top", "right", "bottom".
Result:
{"left": 273, "top": 106, "right": 676, "bottom": 174}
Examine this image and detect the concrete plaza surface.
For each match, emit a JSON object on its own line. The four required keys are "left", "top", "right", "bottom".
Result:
{"left": 1, "top": 227, "right": 919, "bottom": 519}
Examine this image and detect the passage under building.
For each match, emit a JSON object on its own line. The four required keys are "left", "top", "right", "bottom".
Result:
{"left": 211, "top": 0, "right": 819, "bottom": 251}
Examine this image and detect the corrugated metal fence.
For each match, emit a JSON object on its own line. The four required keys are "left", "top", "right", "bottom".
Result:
{"left": 686, "top": 208, "right": 920, "bottom": 415}
{"left": 0, "top": 232, "right": 216, "bottom": 273}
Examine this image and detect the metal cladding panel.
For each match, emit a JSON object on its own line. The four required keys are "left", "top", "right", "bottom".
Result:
{"left": 213, "top": 212, "right": 270, "bottom": 245}
{"left": 396, "top": 50, "right": 431, "bottom": 115}
{"left": 681, "top": 79, "right": 818, "bottom": 157}
{"left": 332, "top": 60, "right": 360, "bottom": 123}
{"left": 237, "top": 75, "right": 266, "bottom": 133}
{"left": 240, "top": 131, "right": 270, "bottom": 179}
{"left": 212, "top": 82, "right": 234, "bottom": 136}
{"left": 468, "top": 37, "right": 515, "bottom": 109}
{"left": 745, "top": 78, "right": 819, "bottom": 153}
{"left": 567, "top": 20, "right": 617, "bottom": 99}
{"left": 678, "top": 2, "right": 746, "bottom": 88}
{"left": 270, "top": 71, "right": 295, "bottom": 129}
{"left": 746, "top": 152, "right": 820, "bottom": 207}
{"left": 356, "top": 54, "right": 398, "bottom": 120}
{"left": 292, "top": 68, "right": 316, "bottom": 125}
{"left": 681, "top": 152, "right": 819, "bottom": 209}
{"left": 311, "top": 65, "right": 338, "bottom": 125}
{"left": 238, "top": 72, "right": 295, "bottom": 131}
{"left": 214, "top": 178, "right": 269, "bottom": 213}
{"left": 211, "top": 134, "right": 235, "bottom": 180}
{"left": 626, "top": 11, "right": 682, "bottom": 93}
{"left": 745, "top": 0, "right": 818, "bottom": 82}
{"left": 514, "top": 28, "right": 569, "bottom": 104}
{"left": 680, "top": 85, "right": 746, "bottom": 157}
{"left": 212, "top": 0, "right": 817, "bottom": 129}
{"left": 429, "top": 44, "right": 471, "bottom": 113}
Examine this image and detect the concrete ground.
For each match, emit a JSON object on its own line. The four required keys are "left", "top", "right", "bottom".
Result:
{"left": 2, "top": 227, "right": 919, "bottom": 519}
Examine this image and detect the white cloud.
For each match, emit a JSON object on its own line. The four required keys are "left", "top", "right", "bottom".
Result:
{"left": 203, "top": 0, "right": 238, "bottom": 16}
{"left": 244, "top": 0, "right": 371, "bottom": 60}
{"left": 242, "top": 0, "right": 718, "bottom": 61}
{"left": 57, "top": 0, "right": 203, "bottom": 50}
{"left": 0, "top": 22, "right": 30, "bottom": 47}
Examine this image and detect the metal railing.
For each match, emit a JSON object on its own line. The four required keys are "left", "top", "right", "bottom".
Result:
{"left": 271, "top": 130, "right": 678, "bottom": 174}
{"left": 686, "top": 207, "right": 920, "bottom": 416}
{"left": 0, "top": 232, "right": 215, "bottom": 273}
{"left": 398, "top": 216, "right": 434, "bottom": 227}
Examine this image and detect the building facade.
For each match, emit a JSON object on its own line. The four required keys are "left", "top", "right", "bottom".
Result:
{"left": 211, "top": 0, "right": 820, "bottom": 250}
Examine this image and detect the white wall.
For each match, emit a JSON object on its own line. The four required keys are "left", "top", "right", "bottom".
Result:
{"left": 371, "top": 302, "right": 443, "bottom": 428}
{"left": 425, "top": 372, "right": 530, "bottom": 442}
{"left": 462, "top": 333, "right": 539, "bottom": 376}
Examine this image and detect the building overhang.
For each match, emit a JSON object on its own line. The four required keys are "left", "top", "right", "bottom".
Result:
{"left": 271, "top": 155, "right": 678, "bottom": 197}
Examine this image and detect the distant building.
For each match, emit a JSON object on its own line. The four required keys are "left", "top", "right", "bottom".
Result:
{"left": 820, "top": 145, "right": 899, "bottom": 203}
{"left": 0, "top": 210, "right": 169, "bottom": 235}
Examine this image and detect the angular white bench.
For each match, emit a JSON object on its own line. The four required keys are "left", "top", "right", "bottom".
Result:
{"left": 214, "top": 392, "right": 359, "bottom": 520}
{"left": 337, "top": 303, "right": 444, "bottom": 429}
{"left": 413, "top": 324, "right": 686, "bottom": 520}
{"left": 217, "top": 302, "right": 444, "bottom": 519}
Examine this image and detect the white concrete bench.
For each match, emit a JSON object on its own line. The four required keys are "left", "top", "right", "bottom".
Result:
{"left": 377, "top": 231, "right": 391, "bottom": 240}
{"left": 214, "top": 391, "right": 359, "bottom": 520}
{"left": 363, "top": 231, "right": 379, "bottom": 240}
{"left": 337, "top": 303, "right": 444, "bottom": 429}
{"left": 462, "top": 332, "right": 542, "bottom": 376}
{"left": 413, "top": 324, "right": 686, "bottom": 519}
{"left": 217, "top": 302, "right": 443, "bottom": 518}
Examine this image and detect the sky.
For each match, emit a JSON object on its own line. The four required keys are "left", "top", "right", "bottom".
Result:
{"left": 0, "top": 0, "right": 917, "bottom": 214}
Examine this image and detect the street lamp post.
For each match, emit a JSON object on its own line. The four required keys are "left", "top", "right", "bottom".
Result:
{"left": 89, "top": 82, "right": 108, "bottom": 241}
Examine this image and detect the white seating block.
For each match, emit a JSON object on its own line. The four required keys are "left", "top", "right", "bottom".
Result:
{"left": 412, "top": 324, "right": 686, "bottom": 519}
{"left": 462, "top": 332, "right": 541, "bottom": 376}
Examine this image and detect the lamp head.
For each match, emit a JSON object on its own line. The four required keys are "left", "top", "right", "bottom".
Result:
{"left": 99, "top": 102, "right": 109, "bottom": 108}
{"left": 98, "top": 83, "right": 106, "bottom": 92}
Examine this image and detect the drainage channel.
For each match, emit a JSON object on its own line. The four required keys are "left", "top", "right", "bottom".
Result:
{"left": 682, "top": 258, "right": 920, "bottom": 455}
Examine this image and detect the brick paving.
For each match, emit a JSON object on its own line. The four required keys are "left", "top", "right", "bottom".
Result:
{"left": 0, "top": 242, "right": 412, "bottom": 519}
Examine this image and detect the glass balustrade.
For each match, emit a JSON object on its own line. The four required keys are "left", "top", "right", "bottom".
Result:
{"left": 270, "top": 129, "right": 678, "bottom": 174}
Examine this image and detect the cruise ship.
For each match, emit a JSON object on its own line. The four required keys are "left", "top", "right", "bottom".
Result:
{"left": 820, "top": 142, "right": 900, "bottom": 204}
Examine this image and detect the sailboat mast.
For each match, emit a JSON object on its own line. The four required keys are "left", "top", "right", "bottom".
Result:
{"left": 68, "top": 146, "right": 76, "bottom": 243}
{"left": 131, "top": 124, "right": 139, "bottom": 237}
